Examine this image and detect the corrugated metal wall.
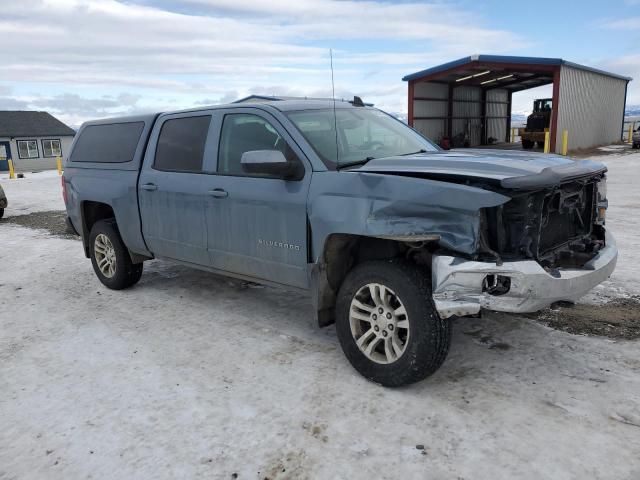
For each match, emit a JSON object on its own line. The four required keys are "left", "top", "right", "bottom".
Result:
{"left": 412, "top": 83, "right": 509, "bottom": 147}
{"left": 412, "top": 82, "right": 447, "bottom": 142}
{"left": 486, "top": 89, "right": 508, "bottom": 143}
{"left": 452, "top": 86, "right": 482, "bottom": 146}
{"left": 556, "top": 65, "right": 627, "bottom": 151}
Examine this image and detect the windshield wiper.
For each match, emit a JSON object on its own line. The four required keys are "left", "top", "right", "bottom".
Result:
{"left": 336, "top": 156, "right": 376, "bottom": 170}
{"left": 397, "top": 149, "right": 427, "bottom": 156}
{"left": 337, "top": 148, "right": 429, "bottom": 170}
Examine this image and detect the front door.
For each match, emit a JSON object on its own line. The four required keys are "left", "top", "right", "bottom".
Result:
{"left": 138, "top": 113, "right": 216, "bottom": 265}
{"left": 205, "top": 108, "right": 311, "bottom": 288}
{"left": 0, "top": 142, "right": 11, "bottom": 171}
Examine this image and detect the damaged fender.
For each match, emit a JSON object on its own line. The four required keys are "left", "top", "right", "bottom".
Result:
{"left": 307, "top": 171, "right": 510, "bottom": 260}
{"left": 306, "top": 171, "right": 510, "bottom": 325}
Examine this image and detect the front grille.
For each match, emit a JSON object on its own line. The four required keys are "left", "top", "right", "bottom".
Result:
{"left": 538, "top": 182, "right": 595, "bottom": 254}
{"left": 485, "top": 178, "right": 601, "bottom": 266}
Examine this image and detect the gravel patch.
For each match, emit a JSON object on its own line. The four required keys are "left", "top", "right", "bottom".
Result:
{"left": 2, "top": 210, "right": 79, "bottom": 240}
{"left": 528, "top": 296, "right": 640, "bottom": 339}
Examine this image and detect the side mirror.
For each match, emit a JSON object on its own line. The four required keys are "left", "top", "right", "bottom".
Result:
{"left": 241, "top": 150, "right": 297, "bottom": 178}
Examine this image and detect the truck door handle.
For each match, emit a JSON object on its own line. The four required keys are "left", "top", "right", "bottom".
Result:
{"left": 208, "top": 189, "right": 228, "bottom": 198}
{"left": 141, "top": 183, "right": 158, "bottom": 191}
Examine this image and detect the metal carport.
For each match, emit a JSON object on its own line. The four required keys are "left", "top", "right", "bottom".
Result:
{"left": 403, "top": 55, "right": 631, "bottom": 153}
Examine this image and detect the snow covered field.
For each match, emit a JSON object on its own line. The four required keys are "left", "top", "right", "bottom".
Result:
{"left": 1, "top": 153, "right": 639, "bottom": 479}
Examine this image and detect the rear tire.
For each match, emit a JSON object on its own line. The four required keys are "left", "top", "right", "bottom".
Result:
{"left": 335, "top": 260, "right": 451, "bottom": 387}
{"left": 522, "top": 139, "right": 534, "bottom": 149}
{"left": 89, "top": 219, "right": 143, "bottom": 290}
{"left": 0, "top": 207, "right": 4, "bottom": 219}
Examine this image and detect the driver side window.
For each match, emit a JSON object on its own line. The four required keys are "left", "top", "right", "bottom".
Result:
{"left": 218, "top": 113, "right": 297, "bottom": 177}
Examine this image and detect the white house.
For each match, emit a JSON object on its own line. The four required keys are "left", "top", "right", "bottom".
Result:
{"left": 0, "top": 111, "right": 75, "bottom": 172}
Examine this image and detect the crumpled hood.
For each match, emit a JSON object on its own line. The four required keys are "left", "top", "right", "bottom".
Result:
{"left": 351, "top": 149, "right": 607, "bottom": 189}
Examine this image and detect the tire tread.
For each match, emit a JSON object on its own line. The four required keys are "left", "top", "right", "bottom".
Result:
{"left": 335, "top": 259, "right": 451, "bottom": 387}
{"left": 89, "top": 219, "right": 143, "bottom": 290}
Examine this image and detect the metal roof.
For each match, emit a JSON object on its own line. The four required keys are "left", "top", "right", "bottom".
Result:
{"left": 403, "top": 55, "right": 632, "bottom": 89}
{"left": 0, "top": 111, "right": 75, "bottom": 137}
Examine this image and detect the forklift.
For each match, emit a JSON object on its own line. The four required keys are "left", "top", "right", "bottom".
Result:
{"left": 519, "top": 98, "right": 552, "bottom": 149}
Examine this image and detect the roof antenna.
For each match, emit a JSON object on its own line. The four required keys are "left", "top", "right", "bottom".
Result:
{"left": 330, "top": 48, "right": 339, "bottom": 164}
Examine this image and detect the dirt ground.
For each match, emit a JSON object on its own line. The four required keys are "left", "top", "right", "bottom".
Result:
{"left": 1, "top": 152, "right": 640, "bottom": 479}
{"left": 529, "top": 297, "right": 640, "bottom": 339}
{"left": 4, "top": 210, "right": 77, "bottom": 239}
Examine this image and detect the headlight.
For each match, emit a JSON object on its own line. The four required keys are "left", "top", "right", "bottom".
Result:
{"left": 596, "top": 177, "right": 607, "bottom": 225}
{"left": 597, "top": 178, "right": 607, "bottom": 201}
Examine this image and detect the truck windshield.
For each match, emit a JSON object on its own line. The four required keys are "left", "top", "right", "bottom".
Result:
{"left": 286, "top": 108, "right": 438, "bottom": 168}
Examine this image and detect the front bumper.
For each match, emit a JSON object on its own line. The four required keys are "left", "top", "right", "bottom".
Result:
{"left": 432, "top": 231, "right": 618, "bottom": 318}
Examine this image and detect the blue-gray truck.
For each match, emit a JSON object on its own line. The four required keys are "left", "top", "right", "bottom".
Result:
{"left": 63, "top": 99, "right": 617, "bottom": 386}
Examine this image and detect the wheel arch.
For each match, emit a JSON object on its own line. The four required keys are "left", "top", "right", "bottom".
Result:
{"left": 81, "top": 201, "right": 115, "bottom": 257}
{"left": 310, "top": 233, "right": 435, "bottom": 327}
{"left": 81, "top": 201, "right": 149, "bottom": 264}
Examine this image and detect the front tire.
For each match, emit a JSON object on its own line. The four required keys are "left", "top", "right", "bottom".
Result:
{"left": 335, "top": 260, "right": 451, "bottom": 387}
{"left": 0, "top": 207, "right": 4, "bottom": 219}
{"left": 89, "top": 219, "right": 143, "bottom": 290}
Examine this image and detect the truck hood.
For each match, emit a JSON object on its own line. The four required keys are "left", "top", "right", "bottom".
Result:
{"left": 350, "top": 149, "right": 607, "bottom": 189}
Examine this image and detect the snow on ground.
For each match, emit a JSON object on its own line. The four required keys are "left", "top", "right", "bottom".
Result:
{"left": 1, "top": 153, "right": 639, "bottom": 479}
{"left": 0, "top": 170, "right": 65, "bottom": 217}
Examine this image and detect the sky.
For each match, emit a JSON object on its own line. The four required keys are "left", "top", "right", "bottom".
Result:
{"left": 1, "top": 0, "right": 639, "bottom": 127}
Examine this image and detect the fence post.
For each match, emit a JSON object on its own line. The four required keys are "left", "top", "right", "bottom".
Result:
{"left": 510, "top": 128, "right": 515, "bottom": 143}
{"left": 543, "top": 131, "right": 550, "bottom": 154}
{"left": 56, "top": 156, "right": 63, "bottom": 176}
{"left": 8, "top": 159, "right": 15, "bottom": 179}
{"left": 562, "top": 130, "right": 569, "bottom": 155}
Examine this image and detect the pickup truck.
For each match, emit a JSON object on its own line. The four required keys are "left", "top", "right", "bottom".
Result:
{"left": 633, "top": 125, "right": 640, "bottom": 149}
{"left": 63, "top": 99, "right": 617, "bottom": 387}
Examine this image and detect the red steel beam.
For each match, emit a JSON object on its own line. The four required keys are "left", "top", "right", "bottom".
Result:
{"left": 550, "top": 67, "right": 561, "bottom": 153}
{"left": 408, "top": 80, "right": 414, "bottom": 127}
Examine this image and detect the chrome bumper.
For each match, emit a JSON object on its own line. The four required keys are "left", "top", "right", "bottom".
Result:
{"left": 432, "top": 232, "right": 618, "bottom": 318}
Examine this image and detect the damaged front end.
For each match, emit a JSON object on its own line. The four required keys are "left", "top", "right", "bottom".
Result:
{"left": 432, "top": 169, "right": 617, "bottom": 318}
{"left": 484, "top": 173, "right": 607, "bottom": 268}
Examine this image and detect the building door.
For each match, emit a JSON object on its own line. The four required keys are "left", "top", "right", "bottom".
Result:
{"left": 0, "top": 142, "right": 10, "bottom": 171}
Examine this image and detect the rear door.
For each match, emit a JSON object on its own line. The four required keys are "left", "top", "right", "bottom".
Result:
{"left": 138, "top": 112, "right": 216, "bottom": 265}
{"left": 205, "top": 108, "right": 312, "bottom": 288}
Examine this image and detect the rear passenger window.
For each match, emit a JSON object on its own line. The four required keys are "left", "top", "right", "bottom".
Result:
{"left": 70, "top": 122, "right": 144, "bottom": 163}
{"left": 154, "top": 115, "right": 211, "bottom": 172}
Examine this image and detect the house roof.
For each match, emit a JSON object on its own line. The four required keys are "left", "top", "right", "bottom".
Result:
{"left": 0, "top": 111, "right": 75, "bottom": 137}
{"left": 402, "top": 54, "right": 633, "bottom": 85}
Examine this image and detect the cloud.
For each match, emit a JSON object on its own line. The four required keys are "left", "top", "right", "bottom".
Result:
{"left": 601, "top": 17, "right": 640, "bottom": 30}
{"left": 601, "top": 54, "right": 640, "bottom": 104}
{"left": 0, "top": 0, "right": 529, "bottom": 123}
{"left": 1, "top": 0, "right": 524, "bottom": 85}
{"left": 0, "top": 97, "right": 30, "bottom": 110}
{"left": 0, "top": 92, "right": 157, "bottom": 126}
{"left": 179, "top": 0, "right": 526, "bottom": 46}
{"left": 30, "top": 93, "right": 142, "bottom": 116}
